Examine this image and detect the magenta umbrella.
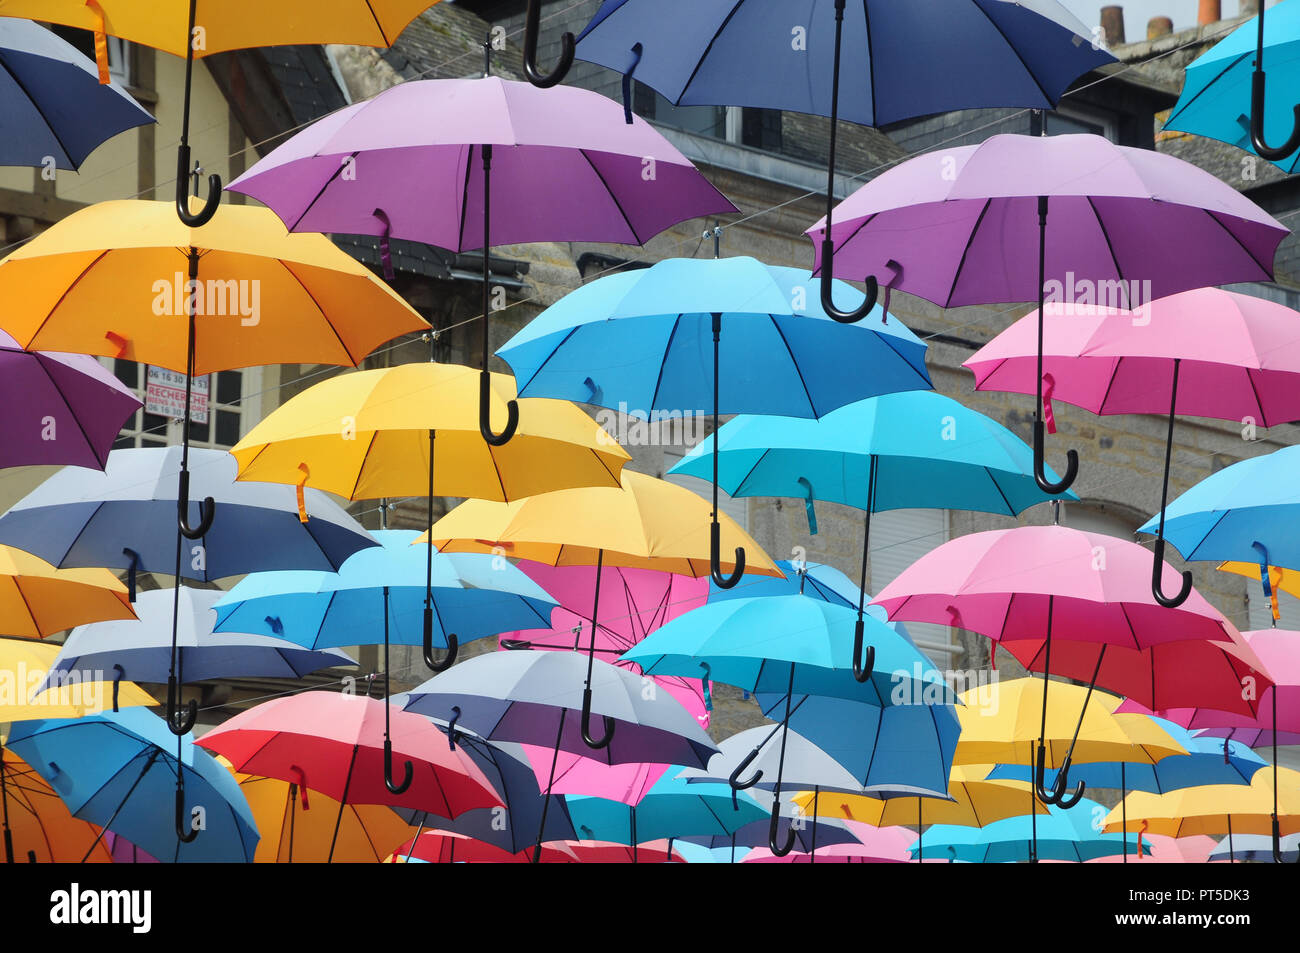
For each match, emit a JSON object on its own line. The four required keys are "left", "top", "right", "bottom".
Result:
{"left": 515, "top": 753, "right": 669, "bottom": 808}
{"left": 806, "top": 133, "right": 1290, "bottom": 496}
{"left": 966, "top": 288, "right": 1300, "bottom": 609}
{"left": 0, "top": 329, "right": 140, "bottom": 471}
{"left": 227, "top": 72, "right": 736, "bottom": 447}
{"left": 499, "top": 561, "right": 712, "bottom": 727}
{"left": 742, "top": 822, "right": 915, "bottom": 864}
{"left": 872, "top": 524, "right": 1240, "bottom": 819}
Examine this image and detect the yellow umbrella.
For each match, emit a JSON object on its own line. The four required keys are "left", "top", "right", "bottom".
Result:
{"left": 0, "top": 546, "right": 135, "bottom": 639}
{"left": 0, "top": 1, "right": 443, "bottom": 226}
{"left": 0, "top": 750, "right": 112, "bottom": 863}
{"left": 1219, "top": 560, "right": 1299, "bottom": 622}
{"left": 1103, "top": 766, "right": 1300, "bottom": 842}
{"left": 1, "top": 638, "right": 155, "bottom": 720}
{"left": 224, "top": 768, "right": 419, "bottom": 864}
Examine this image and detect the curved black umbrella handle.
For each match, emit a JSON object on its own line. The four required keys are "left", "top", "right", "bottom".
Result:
{"left": 1249, "top": 5, "right": 1300, "bottom": 162}
{"left": 710, "top": 521, "right": 745, "bottom": 589}
{"left": 1033, "top": 744, "right": 1059, "bottom": 804}
{"left": 1032, "top": 417, "right": 1078, "bottom": 495}
{"left": 728, "top": 747, "right": 764, "bottom": 794}
{"left": 177, "top": 469, "right": 215, "bottom": 540}
{"left": 479, "top": 369, "right": 519, "bottom": 447}
{"left": 112, "top": 664, "right": 124, "bottom": 713}
{"left": 819, "top": 239, "right": 879, "bottom": 324}
{"left": 1150, "top": 536, "right": 1193, "bottom": 609}
{"left": 768, "top": 802, "right": 796, "bottom": 857}
{"left": 422, "top": 608, "right": 458, "bottom": 673}
{"left": 175, "top": 786, "right": 199, "bottom": 843}
{"left": 175, "top": 145, "right": 221, "bottom": 227}
{"left": 1050, "top": 761, "right": 1085, "bottom": 809}
{"left": 522, "top": 0, "right": 574, "bottom": 89}
{"left": 446, "top": 705, "right": 462, "bottom": 751}
{"left": 851, "top": 618, "right": 876, "bottom": 684}
{"left": 580, "top": 687, "right": 615, "bottom": 750}
{"left": 123, "top": 548, "right": 140, "bottom": 603}
{"left": 384, "top": 738, "right": 413, "bottom": 795}
{"left": 166, "top": 675, "right": 197, "bottom": 736}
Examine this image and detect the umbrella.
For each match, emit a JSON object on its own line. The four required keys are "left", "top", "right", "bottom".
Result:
{"left": 6, "top": 708, "right": 258, "bottom": 862}
{"left": 1084, "top": 834, "right": 1215, "bottom": 864}
{"left": 920, "top": 798, "right": 1146, "bottom": 863}
{"left": 741, "top": 823, "right": 916, "bottom": 864}
{"left": 572, "top": 0, "right": 1111, "bottom": 322}
{"left": 513, "top": 753, "right": 669, "bottom": 809}
{"left": 3, "top": 0, "right": 445, "bottom": 224}
{"left": 873, "top": 524, "right": 1241, "bottom": 810}
{"left": 0, "top": 749, "right": 112, "bottom": 863}
{"left": 1209, "top": 832, "right": 1300, "bottom": 864}
{"left": 670, "top": 389, "right": 1069, "bottom": 673}
{"left": 389, "top": 828, "right": 532, "bottom": 864}
{"left": 0, "top": 16, "right": 153, "bottom": 169}
{"left": 685, "top": 811, "right": 866, "bottom": 863}
{"left": 0, "top": 545, "right": 134, "bottom": 639}
{"left": 538, "top": 839, "right": 684, "bottom": 864}
{"left": 809, "top": 132, "right": 1289, "bottom": 494}
{"left": 423, "top": 469, "right": 780, "bottom": 750}
{"left": 498, "top": 256, "right": 932, "bottom": 589}
{"left": 227, "top": 72, "right": 736, "bottom": 445}
{"left": 623, "top": 593, "right": 954, "bottom": 855}
{"left": 1, "top": 638, "right": 155, "bottom": 722}
{"left": 1164, "top": 0, "right": 1300, "bottom": 168}
{"left": 395, "top": 649, "right": 719, "bottom": 862}
{"left": 1218, "top": 560, "right": 1300, "bottom": 625}
{"left": 40, "top": 588, "right": 354, "bottom": 701}
{"left": 0, "top": 328, "right": 140, "bottom": 471}
{"left": 196, "top": 691, "right": 501, "bottom": 862}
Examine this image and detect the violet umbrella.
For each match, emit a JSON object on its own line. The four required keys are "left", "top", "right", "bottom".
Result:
{"left": 0, "top": 329, "right": 140, "bottom": 471}
{"left": 967, "top": 287, "right": 1300, "bottom": 608}
{"left": 226, "top": 69, "right": 736, "bottom": 447}
{"left": 871, "top": 524, "right": 1247, "bottom": 822}
{"left": 808, "top": 132, "right": 1290, "bottom": 495}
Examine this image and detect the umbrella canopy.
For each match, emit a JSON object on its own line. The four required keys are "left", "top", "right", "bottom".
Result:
{"left": 1103, "top": 765, "right": 1300, "bottom": 838}
{"left": 0, "top": 328, "right": 140, "bottom": 471}
{"left": 41, "top": 588, "right": 355, "bottom": 692}
{"left": 1084, "top": 833, "right": 1216, "bottom": 864}
{"left": 537, "top": 839, "right": 684, "bottom": 864}
{"left": 0, "top": 199, "right": 428, "bottom": 372}
{"left": 389, "top": 828, "right": 531, "bottom": 864}
{"left": 1210, "top": 832, "right": 1300, "bottom": 863}
{"left": 920, "top": 799, "right": 1145, "bottom": 863}
{"left": 0, "top": 17, "right": 153, "bottom": 169}
{"left": 196, "top": 692, "right": 502, "bottom": 822}
{"left": 396, "top": 650, "right": 719, "bottom": 770}
{"left": 211, "top": 530, "right": 556, "bottom": 653}
{"left": 6, "top": 708, "right": 258, "bottom": 862}
{"left": 573, "top": 0, "right": 1112, "bottom": 127}
{"left": 0, "top": 749, "right": 112, "bottom": 863}
{"left": 808, "top": 133, "right": 1288, "bottom": 309}
{"left": 1138, "top": 444, "right": 1300, "bottom": 571}
{"left": 1, "top": 638, "right": 154, "bottom": 720}
{"left": 741, "top": 823, "right": 916, "bottom": 864}
{"left": 423, "top": 469, "right": 781, "bottom": 580}
{"left": 1164, "top": 0, "right": 1300, "bottom": 172}
{"left": 0, "top": 545, "right": 134, "bottom": 638}
{"left": 498, "top": 257, "right": 931, "bottom": 420}
{"left": 685, "top": 811, "right": 865, "bottom": 857}
{"left": 0, "top": 447, "right": 378, "bottom": 584}
{"left": 229, "top": 362, "right": 629, "bottom": 502}
{"left": 677, "top": 724, "right": 884, "bottom": 798}
{"left": 513, "top": 753, "right": 669, "bottom": 808}
{"left": 226, "top": 75, "right": 735, "bottom": 250}
{"left": 564, "top": 772, "right": 768, "bottom": 845}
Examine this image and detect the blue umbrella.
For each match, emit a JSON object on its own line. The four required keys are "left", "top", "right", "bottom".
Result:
{"left": 674, "top": 390, "right": 1070, "bottom": 676}
{"left": 1165, "top": 1, "right": 1300, "bottom": 170}
{"left": 498, "top": 255, "right": 931, "bottom": 589}
{"left": 0, "top": 18, "right": 154, "bottom": 170}
{"left": 6, "top": 708, "right": 259, "bottom": 862}
{"left": 1137, "top": 444, "right": 1300, "bottom": 572}
{"left": 914, "top": 798, "right": 1146, "bottom": 863}
{"left": 39, "top": 588, "right": 354, "bottom": 700}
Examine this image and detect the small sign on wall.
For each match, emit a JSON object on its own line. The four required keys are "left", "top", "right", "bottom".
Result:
{"left": 145, "top": 366, "right": 209, "bottom": 424}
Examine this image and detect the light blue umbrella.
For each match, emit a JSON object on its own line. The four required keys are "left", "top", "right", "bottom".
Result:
{"left": 1164, "top": 0, "right": 1300, "bottom": 171}
{"left": 674, "top": 390, "right": 1071, "bottom": 676}
{"left": 914, "top": 799, "right": 1147, "bottom": 863}
{"left": 6, "top": 708, "right": 258, "bottom": 863}
{"left": 1137, "top": 444, "right": 1300, "bottom": 572}
{"left": 497, "top": 255, "right": 931, "bottom": 589}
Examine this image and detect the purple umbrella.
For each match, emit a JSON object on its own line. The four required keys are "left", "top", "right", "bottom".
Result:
{"left": 226, "top": 71, "right": 736, "bottom": 446}
{"left": 0, "top": 329, "right": 140, "bottom": 471}
{"left": 806, "top": 132, "right": 1289, "bottom": 503}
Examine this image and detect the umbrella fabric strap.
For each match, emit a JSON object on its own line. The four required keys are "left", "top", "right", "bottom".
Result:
{"left": 86, "top": 1, "right": 111, "bottom": 85}
{"left": 797, "top": 478, "right": 818, "bottom": 536}
{"left": 295, "top": 463, "right": 311, "bottom": 523}
{"left": 1254, "top": 543, "right": 1279, "bottom": 623}
{"left": 1041, "top": 373, "right": 1058, "bottom": 435}
{"left": 373, "top": 208, "right": 396, "bottom": 281}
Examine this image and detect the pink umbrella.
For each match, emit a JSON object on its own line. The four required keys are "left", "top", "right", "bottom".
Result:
{"left": 872, "top": 525, "right": 1246, "bottom": 814}
{"left": 1083, "top": 832, "right": 1215, "bottom": 864}
{"left": 516, "top": 751, "right": 669, "bottom": 808}
{"left": 966, "top": 288, "right": 1300, "bottom": 608}
{"left": 742, "top": 822, "right": 915, "bottom": 864}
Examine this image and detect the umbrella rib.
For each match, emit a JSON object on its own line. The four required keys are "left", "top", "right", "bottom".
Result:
{"left": 579, "top": 149, "right": 641, "bottom": 245}
{"left": 347, "top": 430, "right": 379, "bottom": 504}
{"left": 646, "top": 315, "right": 683, "bottom": 414}
{"left": 873, "top": 325, "right": 933, "bottom": 389}
{"left": 0, "top": 58, "right": 78, "bottom": 167}
{"left": 289, "top": 150, "right": 359, "bottom": 234}
{"left": 363, "top": 0, "right": 391, "bottom": 46}
{"left": 1095, "top": 357, "right": 1123, "bottom": 416}
{"left": 982, "top": 466, "right": 1017, "bottom": 517}
{"left": 1165, "top": 51, "right": 1251, "bottom": 126}
{"left": 23, "top": 249, "right": 111, "bottom": 350}
{"left": 31, "top": 354, "right": 118, "bottom": 468}
{"left": 674, "top": 0, "right": 747, "bottom": 105}
{"left": 943, "top": 199, "right": 991, "bottom": 307}
{"left": 1203, "top": 209, "right": 1273, "bottom": 279}
{"left": 458, "top": 144, "right": 474, "bottom": 253}
{"left": 1085, "top": 196, "right": 1132, "bottom": 310}
{"left": 513, "top": 325, "right": 579, "bottom": 396}
{"left": 769, "top": 315, "right": 818, "bottom": 416}
{"left": 969, "top": 1, "right": 1054, "bottom": 107}
{"left": 729, "top": 448, "right": 772, "bottom": 499}
{"left": 1243, "top": 367, "right": 1268, "bottom": 429}
{"left": 278, "top": 261, "right": 359, "bottom": 366}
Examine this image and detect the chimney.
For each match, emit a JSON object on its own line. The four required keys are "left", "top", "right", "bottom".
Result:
{"left": 1198, "top": 0, "right": 1221, "bottom": 24}
{"left": 1100, "top": 6, "right": 1125, "bottom": 45}
{"left": 1148, "top": 16, "right": 1174, "bottom": 38}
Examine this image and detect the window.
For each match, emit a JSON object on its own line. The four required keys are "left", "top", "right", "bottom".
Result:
{"left": 106, "top": 360, "right": 259, "bottom": 451}
{"left": 868, "top": 509, "right": 953, "bottom": 663}
{"left": 632, "top": 82, "right": 781, "bottom": 151}
{"left": 1036, "top": 103, "right": 1118, "bottom": 142}
{"left": 50, "top": 26, "right": 133, "bottom": 87}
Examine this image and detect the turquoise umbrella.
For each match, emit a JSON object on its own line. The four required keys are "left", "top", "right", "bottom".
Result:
{"left": 671, "top": 390, "right": 1072, "bottom": 677}
{"left": 914, "top": 798, "right": 1147, "bottom": 863}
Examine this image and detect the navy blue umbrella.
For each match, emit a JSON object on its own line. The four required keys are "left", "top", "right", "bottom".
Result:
{"left": 0, "top": 18, "right": 154, "bottom": 170}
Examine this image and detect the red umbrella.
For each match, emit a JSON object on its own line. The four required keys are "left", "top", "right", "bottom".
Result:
{"left": 197, "top": 691, "right": 500, "bottom": 861}
{"left": 541, "top": 839, "right": 685, "bottom": 864}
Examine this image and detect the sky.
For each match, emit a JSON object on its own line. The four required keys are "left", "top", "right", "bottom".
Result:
{"left": 1060, "top": 0, "right": 1272, "bottom": 42}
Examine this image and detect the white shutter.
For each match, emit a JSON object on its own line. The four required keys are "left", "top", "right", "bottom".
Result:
{"left": 1247, "top": 582, "right": 1300, "bottom": 633}
{"left": 868, "top": 508, "right": 952, "bottom": 662}
{"left": 662, "top": 450, "right": 748, "bottom": 529}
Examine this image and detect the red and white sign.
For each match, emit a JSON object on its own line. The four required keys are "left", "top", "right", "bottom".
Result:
{"left": 145, "top": 366, "right": 209, "bottom": 424}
